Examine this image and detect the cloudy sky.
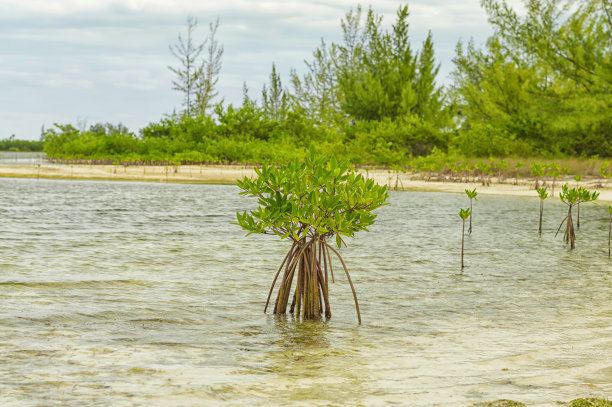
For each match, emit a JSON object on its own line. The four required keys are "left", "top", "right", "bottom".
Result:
{"left": 0, "top": 0, "right": 505, "bottom": 140}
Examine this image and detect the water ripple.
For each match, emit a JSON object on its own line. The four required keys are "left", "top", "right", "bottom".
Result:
{"left": 0, "top": 178, "right": 610, "bottom": 406}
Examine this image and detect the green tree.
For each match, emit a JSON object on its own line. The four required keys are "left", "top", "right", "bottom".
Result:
{"left": 262, "top": 63, "right": 289, "bottom": 122}
{"left": 334, "top": 5, "right": 448, "bottom": 123}
{"left": 290, "top": 39, "right": 341, "bottom": 126}
{"left": 196, "top": 17, "right": 224, "bottom": 117}
{"left": 169, "top": 16, "right": 205, "bottom": 118}
{"left": 169, "top": 16, "right": 224, "bottom": 119}
{"left": 555, "top": 184, "right": 599, "bottom": 249}
{"left": 415, "top": 31, "right": 445, "bottom": 122}
{"left": 235, "top": 148, "right": 389, "bottom": 323}
{"left": 453, "top": 0, "right": 612, "bottom": 157}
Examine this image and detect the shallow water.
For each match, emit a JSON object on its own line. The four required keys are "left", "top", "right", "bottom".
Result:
{"left": 0, "top": 152, "right": 46, "bottom": 165}
{"left": 0, "top": 178, "right": 610, "bottom": 406}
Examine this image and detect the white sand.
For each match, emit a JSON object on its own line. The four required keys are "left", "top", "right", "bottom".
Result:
{"left": 1, "top": 163, "right": 611, "bottom": 202}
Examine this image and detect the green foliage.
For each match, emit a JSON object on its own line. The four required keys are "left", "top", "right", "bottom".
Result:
{"left": 465, "top": 188, "right": 478, "bottom": 200}
{"left": 556, "top": 184, "right": 599, "bottom": 249}
{"left": 531, "top": 162, "right": 545, "bottom": 178}
{"left": 559, "top": 184, "right": 599, "bottom": 206}
{"left": 459, "top": 208, "right": 471, "bottom": 220}
{"left": 169, "top": 16, "right": 223, "bottom": 118}
{"left": 290, "top": 39, "right": 340, "bottom": 126}
{"left": 235, "top": 148, "right": 388, "bottom": 323}
{"left": 0, "top": 138, "right": 44, "bottom": 152}
{"left": 169, "top": 16, "right": 205, "bottom": 118}
{"left": 41, "top": 2, "right": 612, "bottom": 164}
{"left": 333, "top": 5, "right": 451, "bottom": 136}
{"left": 262, "top": 63, "right": 289, "bottom": 122}
{"left": 452, "top": 0, "right": 612, "bottom": 157}
{"left": 536, "top": 187, "right": 549, "bottom": 200}
{"left": 235, "top": 147, "right": 389, "bottom": 244}
{"left": 600, "top": 161, "right": 611, "bottom": 178}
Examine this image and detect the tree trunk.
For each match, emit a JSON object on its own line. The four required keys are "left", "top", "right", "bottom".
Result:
{"left": 468, "top": 200, "right": 473, "bottom": 234}
{"left": 270, "top": 237, "right": 330, "bottom": 321}
{"left": 567, "top": 205, "right": 575, "bottom": 249}
{"left": 461, "top": 219, "right": 466, "bottom": 269}
{"left": 539, "top": 200, "right": 543, "bottom": 235}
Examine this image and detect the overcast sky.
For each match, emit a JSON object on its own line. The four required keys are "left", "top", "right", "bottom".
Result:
{"left": 0, "top": 0, "right": 505, "bottom": 140}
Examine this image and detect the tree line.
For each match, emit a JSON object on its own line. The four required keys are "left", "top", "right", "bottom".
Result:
{"left": 41, "top": 0, "right": 612, "bottom": 165}
{"left": 0, "top": 135, "right": 44, "bottom": 152}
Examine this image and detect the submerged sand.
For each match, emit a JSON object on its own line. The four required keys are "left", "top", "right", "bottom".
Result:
{"left": 1, "top": 163, "right": 611, "bottom": 202}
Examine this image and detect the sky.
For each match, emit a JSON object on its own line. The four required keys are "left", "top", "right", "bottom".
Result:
{"left": 0, "top": 0, "right": 506, "bottom": 140}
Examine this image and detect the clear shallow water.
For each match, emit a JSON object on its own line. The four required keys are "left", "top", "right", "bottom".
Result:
{"left": 0, "top": 178, "right": 610, "bottom": 406}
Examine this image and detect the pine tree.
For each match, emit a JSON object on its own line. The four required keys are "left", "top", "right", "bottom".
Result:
{"left": 290, "top": 38, "right": 340, "bottom": 125}
{"left": 196, "top": 17, "right": 223, "bottom": 117}
{"left": 168, "top": 16, "right": 204, "bottom": 118}
{"left": 415, "top": 31, "right": 443, "bottom": 122}
{"left": 262, "top": 63, "right": 289, "bottom": 122}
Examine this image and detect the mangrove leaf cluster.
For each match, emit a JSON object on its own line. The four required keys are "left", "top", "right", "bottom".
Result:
{"left": 236, "top": 148, "right": 389, "bottom": 323}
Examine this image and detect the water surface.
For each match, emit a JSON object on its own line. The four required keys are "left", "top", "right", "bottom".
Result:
{"left": 0, "top": 178, "right": 610, "bottom": 406}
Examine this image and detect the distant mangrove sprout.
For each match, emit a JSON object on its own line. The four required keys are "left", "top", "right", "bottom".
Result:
{"left": 555, "top": 184, "right": 599, "bottom": 249}
{"left": 459, "top": 207, "right": 471, "bottom": 269}
{"left": 536, "top": 187, "right": 549, "bottom": 236}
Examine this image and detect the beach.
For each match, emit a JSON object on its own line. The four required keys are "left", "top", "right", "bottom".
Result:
{"left": 1, "top": 162, "right": 611, "bottom": 202}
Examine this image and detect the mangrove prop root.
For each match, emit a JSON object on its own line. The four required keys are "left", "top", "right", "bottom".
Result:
{"left": 264, "top": 235, "right": 360, "bottom": 323}
{"left": 325, "top": 243, "right": 335, "bottom": 283}
{"left": 265, "top": 241, "right": 296, "bottom": 313}
{"left": 325, "top": 243, "right": 362, "bottom": 325}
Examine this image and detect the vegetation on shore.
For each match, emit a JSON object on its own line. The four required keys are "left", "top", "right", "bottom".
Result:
{"left": 0, "top": 137, "right": 44, "bottom": 152}
{"left": 34, "top": 0, "right": 610, "bottom": 170}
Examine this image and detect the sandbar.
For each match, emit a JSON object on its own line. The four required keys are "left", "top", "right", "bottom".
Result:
{"left": 1, "top": 163, "right": 611, "bottom": 202}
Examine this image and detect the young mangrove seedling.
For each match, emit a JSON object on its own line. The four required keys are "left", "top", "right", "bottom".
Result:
{"left": 574, "top": 175, "right": 582, "bottom": 229}
{"left": 465, "top": 188, "right": 477, "bottom": 234}
{"left": 236, "top": 147, "right": 389, "bottom": 324}
{"left": 459, "top": 208, "right": 471, "bottom": 269}
{"left": 545, "top": 163, "right": 561, "bottom": 195}
{"left": 555, "top": 184, "right": 599, "bottom": 249}
{"left": 531, "top": 162, "right": 545, "bottom": 190}
{"left": 495, "top": 160, "right": 508, "bottom": 184}
{"left": 514, "top": 161, "right": 524, "bottom": 185}
{"left": 536, "top": 187, "right": 549, "bottom": 236}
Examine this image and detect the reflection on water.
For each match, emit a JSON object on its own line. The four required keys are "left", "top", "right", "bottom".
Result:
{"left": 0, "top": 178, "right": 610, "bottom": 406}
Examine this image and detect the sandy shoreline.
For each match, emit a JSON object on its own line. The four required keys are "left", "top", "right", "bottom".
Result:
{"left": 1, "top": 162, "right": 611, "bottom": 202}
